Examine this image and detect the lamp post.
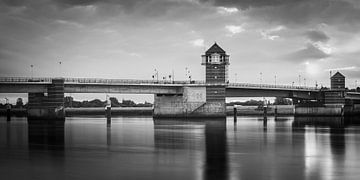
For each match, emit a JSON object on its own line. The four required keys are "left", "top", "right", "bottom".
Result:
{"left": 154, "top": 69, "right": 159, "bottom": 82}
{"left": 58, "top": 61, "right": 62, "bottom": 77}
{"left": 304, "top": 78, "right": 306, "bottom": 87}
{"left": 274, "top": 75, "right": 277, "bottom": 87}
{"left": 298, "top": 75, "right": 301, "bottom": 86}
{"left": 30, "top": 65, "right": 34, "bottom": 79}
{"left": 186, "top": 67, "right": 191, "bottom": 83}
{"left": 260, "top": 72, "right": 263, "bottom": 87}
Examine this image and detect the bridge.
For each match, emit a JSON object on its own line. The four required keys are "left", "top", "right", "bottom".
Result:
{"left": 0, "top": 77, "right": 319, "bottom": 99}
{"left": 1, "top": 43, "right": 359, "bottom": 120}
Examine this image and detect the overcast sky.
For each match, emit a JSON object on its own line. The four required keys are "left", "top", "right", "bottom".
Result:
{"left": 1, "top": 0, "right": 360, "bottom": 102}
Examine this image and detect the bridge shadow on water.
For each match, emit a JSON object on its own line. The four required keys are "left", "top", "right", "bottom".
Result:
{"left": 153, "top": 118, "right": 228, "bottom": 180}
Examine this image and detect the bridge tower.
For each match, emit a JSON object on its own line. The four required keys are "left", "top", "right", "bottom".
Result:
{"left": 324, "top": 72, "right": 346, "bottom": 105}
{"left": 153, "top": 43, "right": 229, "bottom": 118}
{"left": 201, "top": 42, "right": 229, "bottom": 102}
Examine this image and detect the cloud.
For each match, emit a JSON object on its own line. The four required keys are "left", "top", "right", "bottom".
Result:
{"left": 286, "top": 43, "right": 330, "bottom": 61}
{"left": 260, "top": 25, "right": 285, "bottom": 40}
{"left": 225, "top": 25, "right": 244, "bottom": 36}
{"left": 200, "top": 0, "right": 302, "bottom": 10}
{"left": 326, "top": 66, "right": 358, "bottom": 71}
{"left": 201, "top": 0, "right": 360, "bottom": 31}
{"left": 260, "top": 31, "right": 279, "bottom": 40}
{"left": 190, "top": 39, "right": 205, "bottom": 47}
{"left": 304, "top": 30, "right": 330, "bottom": 43}
{"left": 217, "top": 6, "right": 239, "bottom": 15}
{"left": 55, "top": 19, "right": 84, "bottom": 28}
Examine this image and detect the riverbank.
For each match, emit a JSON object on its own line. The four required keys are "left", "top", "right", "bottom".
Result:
{"left": 1, "top": 105, "right": 296, "bottom": 117}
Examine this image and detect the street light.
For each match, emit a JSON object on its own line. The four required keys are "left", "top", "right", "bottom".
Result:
{"left": 58, "top": 61, "right": 62, "bottom": 77}
{"left": 298, "top": 75, "right": 301, "bottom": 86}
{"left": 30, "top": 65, "right": 34, "bottom": 79}
{"left": 186, "top": 67, "right": 191, "bottom": 83}
{"left": 153, "top": 69, "right": 159, "bottom": 82}
{"left": 260, "top": 72, "right": 263, "bottom": 86}
{"left": 274, "top": 75, "right": 277, "bottom": 87}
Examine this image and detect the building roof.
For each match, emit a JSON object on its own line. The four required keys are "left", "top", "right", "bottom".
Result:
{"left": 331, "top": 71, "right": 345, "bottom": 78}
{"left": 205, "top": 43, "right": 226, "bottom": 55}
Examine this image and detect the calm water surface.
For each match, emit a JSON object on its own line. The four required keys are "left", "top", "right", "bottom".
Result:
{"left": 1, "top": 116, "right": 360, "bottom": 180}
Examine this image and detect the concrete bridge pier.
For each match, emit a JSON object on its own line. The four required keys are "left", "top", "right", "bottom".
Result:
{"left": 27, "top": 78, "right": 65, "bottom": 122}
{"left": 153, "top": 86, "right": 226, "bottom": 118}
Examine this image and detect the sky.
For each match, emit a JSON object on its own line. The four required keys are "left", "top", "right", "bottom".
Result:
{"left": 1, "top": 0, "right": 360, "bottom": 103}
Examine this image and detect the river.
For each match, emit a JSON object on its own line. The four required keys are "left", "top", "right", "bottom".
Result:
{"left": 1, "top": 116, "right": 360, "bottom": 180}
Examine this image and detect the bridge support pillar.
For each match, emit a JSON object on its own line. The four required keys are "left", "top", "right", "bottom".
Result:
{"left": 153, "top": 86, "right": 226, "bottom": 118}
{"left": 27, "top": 78, "right": 65, "bottom": 122}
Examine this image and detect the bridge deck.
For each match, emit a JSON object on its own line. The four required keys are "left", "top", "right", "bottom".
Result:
{"left": 0, "top": 77, "right": 318, "bottom": 92}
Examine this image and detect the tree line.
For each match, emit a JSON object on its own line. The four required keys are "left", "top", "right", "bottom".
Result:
{"left": 0, "top": 97, "right": 153, "bottom": 108}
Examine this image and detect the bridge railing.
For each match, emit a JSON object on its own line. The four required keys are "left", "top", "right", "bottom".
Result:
{"left": 0, "top": 77, "right": 52, "bottom": 83}
{"left": 0, "top": 77, "right": 317, "bottom": 90}
{"left": 227, "top": 83, "right": 317, "bottom": 91}
{"left": 64, "top": 78, "right": 205, "bottom": 85}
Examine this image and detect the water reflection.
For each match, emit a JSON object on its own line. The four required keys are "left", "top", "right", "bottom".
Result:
{"left": 1, "top": 116, "right": 360, "bottom": 180}
{"left": 28, "top": 121, "right": 65, "bottom": 151}
{"left": 204, "top": 119, "right": 228, "bottom": 180}
{"left": 292, "top": 116, "right": 358, "bottom": 180}
{"left": 154, "top": 118, "right": 228, "bottom": 180}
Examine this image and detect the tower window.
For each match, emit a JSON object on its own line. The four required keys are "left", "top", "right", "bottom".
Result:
{"left": 214, "top": 76, "right": 217, "bottom": 79}
{"left": 214, "top": 66, "right": 217, "bottom": 69}
{"left": 211, "top": 53, "right": 220, "bottom": 63}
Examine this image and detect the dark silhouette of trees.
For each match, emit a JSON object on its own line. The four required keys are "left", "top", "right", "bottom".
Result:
{"left": 63, "top": 96, "right": 152, "bottom": 108}
{"left": 15, "top": 98, "right": 24, "bottom": 108}
{"left": 273, "top": 97, "right": 292, "bottom": 105}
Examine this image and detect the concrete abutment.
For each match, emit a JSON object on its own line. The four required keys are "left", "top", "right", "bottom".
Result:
{"left": 27, "top": 78, "right": 65, "bottom": 122}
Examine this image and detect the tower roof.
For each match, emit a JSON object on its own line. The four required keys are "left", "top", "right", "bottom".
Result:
{"left": 205, "top": 43, "right": 226, "bottom": 55}
{"left": 331, "top": 71, "right": 345, "bottom": 78}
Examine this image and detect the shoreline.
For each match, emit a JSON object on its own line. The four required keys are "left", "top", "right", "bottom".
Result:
{"left": 1, "top": 105, "right": 295, "bottom": 117}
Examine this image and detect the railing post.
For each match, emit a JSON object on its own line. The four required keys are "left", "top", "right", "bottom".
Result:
{"left": 106, "top": 106, "right": 111, "bottom": 125}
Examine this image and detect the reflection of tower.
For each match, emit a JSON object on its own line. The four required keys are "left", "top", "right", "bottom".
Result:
{"left": 201, "top": 43, "right": 229, "bottom": 103}
{"left": 204, "top": 119, "right": 228, "bottom": 180}
{"left": 329, "top": 118, "right": 345, "bottom": 155}
{"left": 153, "top": 119, "right": 228, "bottom": 180}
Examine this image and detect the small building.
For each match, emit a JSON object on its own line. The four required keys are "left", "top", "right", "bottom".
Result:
{"left": 324, "top": 72, "right": 346, "bottom": 105}
{"left": 331, "top": 71, "right": 345, "bottom": 90}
